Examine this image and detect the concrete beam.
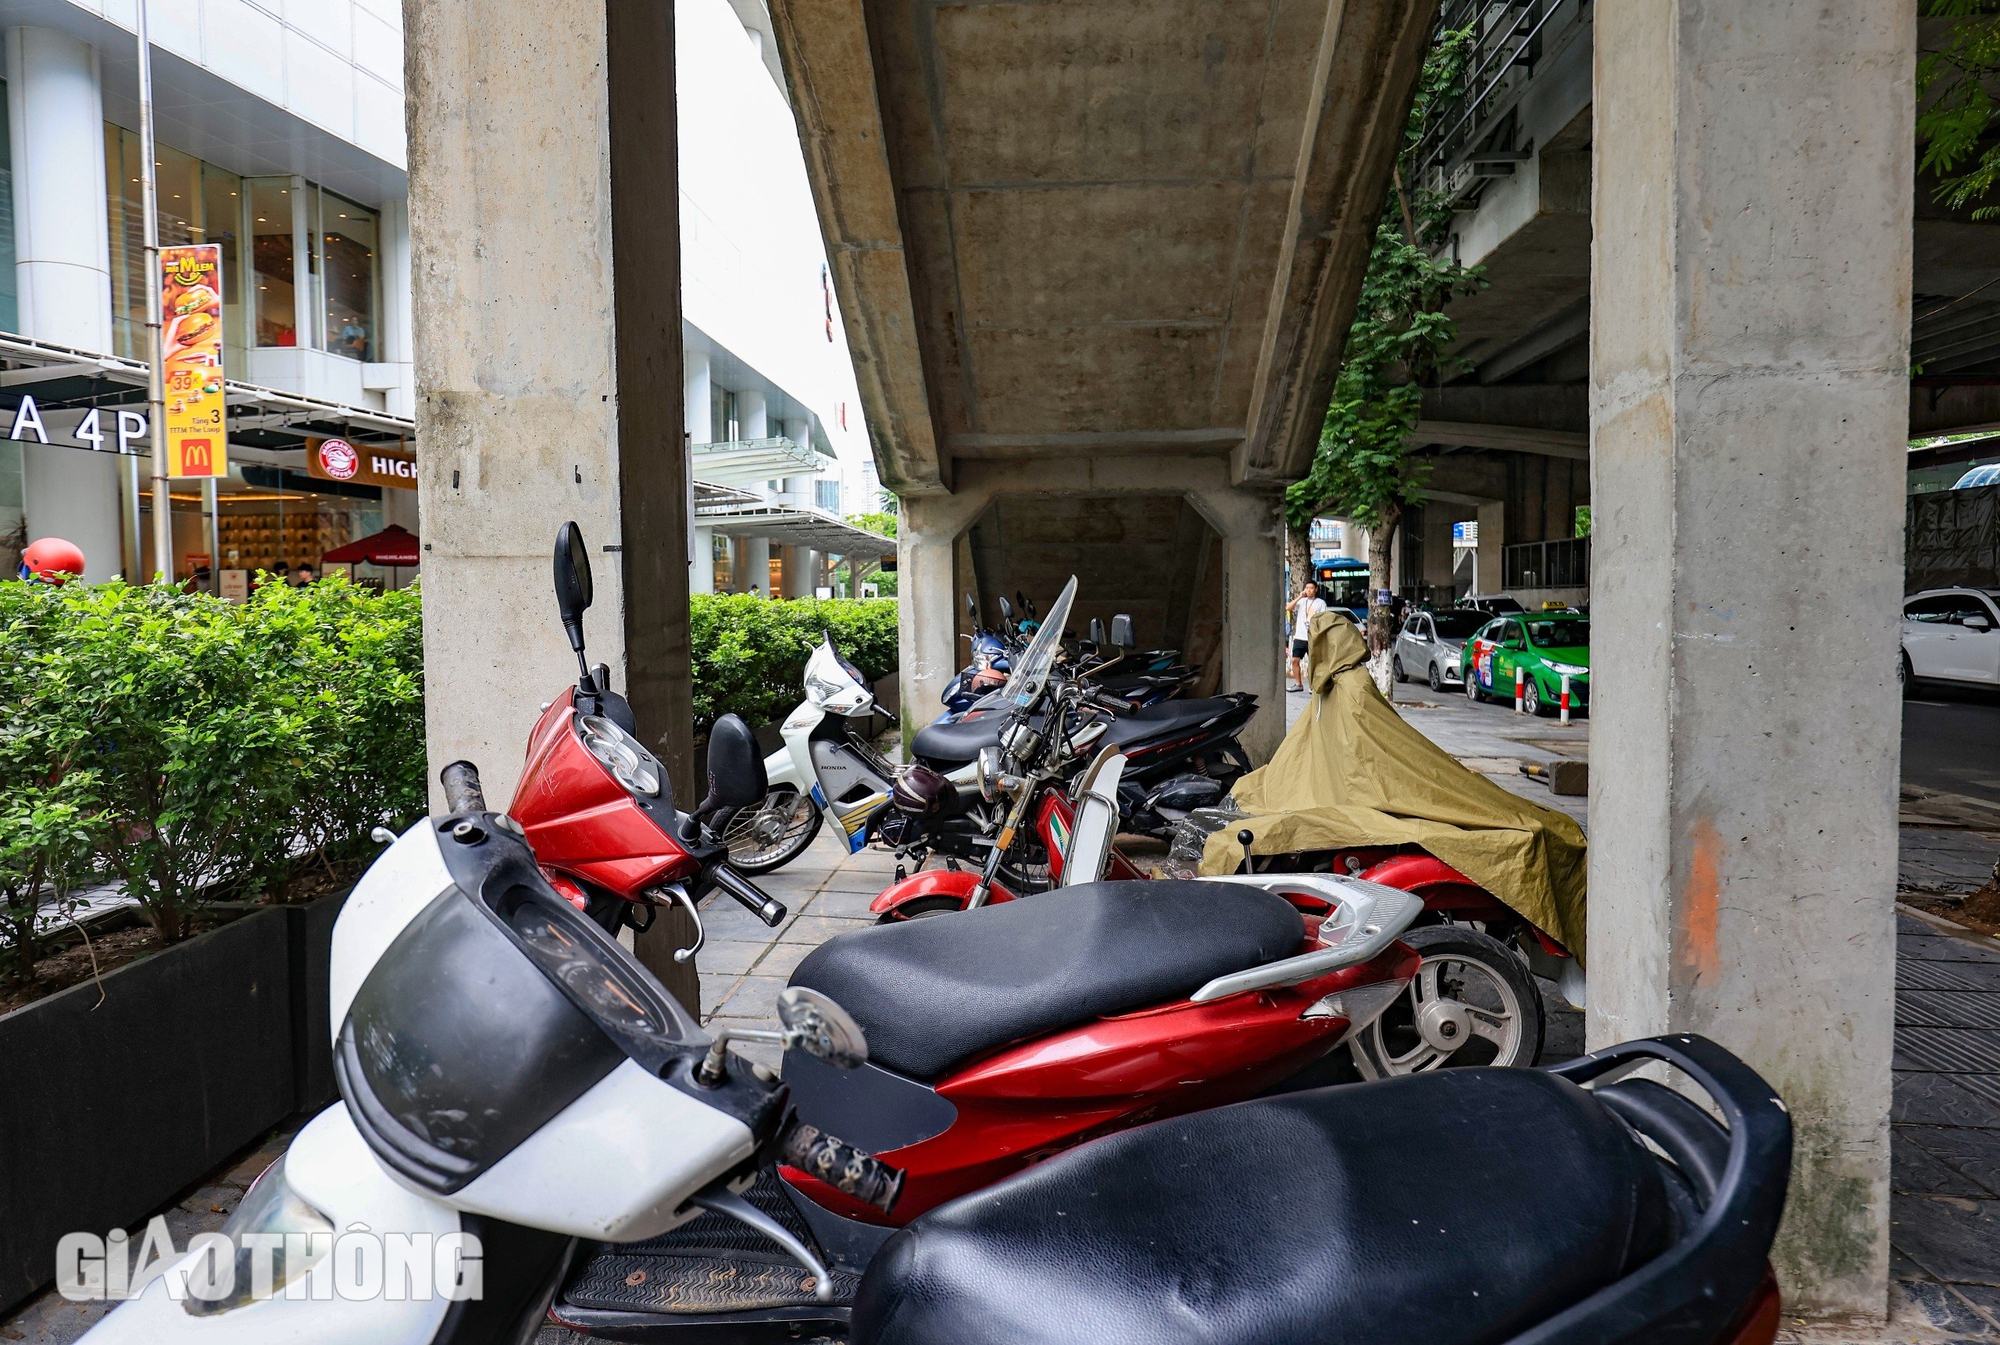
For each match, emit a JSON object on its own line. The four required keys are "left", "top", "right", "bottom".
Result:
{"left": 1910, "top": 381, "right": 2000, "bottom": 437}
{"left": 768, "top": 0, "right": 943, "bottom": 495}
{"left": 1589, "top": 1, "right": 1912, "bottom": 1317}
{"left": 1410, "top": 422, "right": 1589, "bottom": 459}
{"left": 1236, "top": 0, "right": 1440, "bottom": 487}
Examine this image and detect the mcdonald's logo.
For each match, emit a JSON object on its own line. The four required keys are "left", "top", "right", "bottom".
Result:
{"left": 177, "top": 439, "right": 214, "bottom": 476}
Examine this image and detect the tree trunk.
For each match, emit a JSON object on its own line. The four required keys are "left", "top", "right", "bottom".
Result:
{"left": 1285, "top": 522, "right": 1312, "bottom": 599}
{"left": 1366, "top": 504, "right": 1401, "bottom": 699}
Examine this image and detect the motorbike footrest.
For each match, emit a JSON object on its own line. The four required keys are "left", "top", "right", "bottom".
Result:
{"left": 562, "top": 1251, "right": 861, "bottom": 1315}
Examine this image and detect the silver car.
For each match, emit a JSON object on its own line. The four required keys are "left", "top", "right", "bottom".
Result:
{"left": 1393, "top": 608, "right": 1489, "bottom": 691}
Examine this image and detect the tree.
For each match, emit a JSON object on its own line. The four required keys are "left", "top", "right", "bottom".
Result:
{"left": 1286, "top": 30, "right": 1482, "bottom": 690}
{"left": 1918, "top": 1, "right": 2000, "bottom": 218}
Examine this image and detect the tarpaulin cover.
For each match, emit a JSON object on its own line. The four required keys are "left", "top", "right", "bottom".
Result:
{"left": 1907, "top": 483, "right": 1999, "bottom": 593}
{"left": 1199, "top": 611, "right": 1589, "bottom": 961}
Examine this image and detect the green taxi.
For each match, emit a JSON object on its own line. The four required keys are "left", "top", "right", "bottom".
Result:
{"left": 1463, "top": 612, "right": 1590, "bottom": 715}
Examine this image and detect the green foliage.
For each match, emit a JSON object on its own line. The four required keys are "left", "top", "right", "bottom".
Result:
{"left": 846, "top": 511, "right": 898, "bottom": 540}
{"left": 689, "top": 595, "right": 899, "bottom": 733}
{"left": 1919, "top": 1, "right": 2000, "bottom": 218}
{"left": 1287, "top": 27, "right": 1483, "bottom": 536}
{"left": 0, "top": 578, "right": 424, "bottom": 955}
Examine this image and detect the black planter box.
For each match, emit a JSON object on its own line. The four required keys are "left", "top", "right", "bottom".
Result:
{"left": 0, "top": 890, "right": 350, "bottom": 1314}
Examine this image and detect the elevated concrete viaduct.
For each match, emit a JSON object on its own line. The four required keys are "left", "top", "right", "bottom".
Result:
{"left": 406, "top": 0, "right": 1917, "bottom": 1319}
{"left": 770, "top": 0, "right": 1440, "bottom": 762}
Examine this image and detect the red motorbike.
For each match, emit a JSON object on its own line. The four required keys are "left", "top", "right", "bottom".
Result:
{"left": 504, "top": 525, "right": 1428, "bottom": 1340}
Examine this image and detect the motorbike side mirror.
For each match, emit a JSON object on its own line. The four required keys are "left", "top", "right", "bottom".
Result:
{"left": 1089, "top": 617, "right": 1107, "bottom": 646}
{"left": 694, "top": 714, "right": 767, "bottom": 821}
{"left": 998, "top": 595, "right": 1013, "bottom": 619}
{"left": 553, "top": 522, "right": 595, "bottom": 682}
{"left": 965, "top": 591, "right": 978, "bottom": 620}
{"left": 1110, "top": 614, "right": 1135, "bottom": 649}
{"left": 777, "top": 987, "right": 869, "bottom": 1067}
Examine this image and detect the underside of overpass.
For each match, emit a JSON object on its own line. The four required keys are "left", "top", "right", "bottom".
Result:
{"left": 1395, "top": 3, "right": 2000, "bottom": 606}
{"left": 768, "top": 0, "right": 1438, "bottom": 759}
{"left": 408, "top": 0, "right": 1917, "bottom": 1320}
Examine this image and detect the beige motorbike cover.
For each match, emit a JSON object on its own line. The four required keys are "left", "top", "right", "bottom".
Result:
{"left": 1199, "top": 611, "right": 1588, "bottom": 962}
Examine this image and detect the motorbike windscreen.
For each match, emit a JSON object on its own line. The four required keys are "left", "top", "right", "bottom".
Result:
{"left": 998, "top": 575, "right": 1078, "bottom": 710}
{"left": 336, "top": 862, "right": 695, "bottom": 1194}
{"left": 804, "top": 637, "right": 874, "bottom": 714}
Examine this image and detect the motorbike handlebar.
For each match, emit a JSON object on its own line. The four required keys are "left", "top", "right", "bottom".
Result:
{"left": 779, "top": 1119, "right": 904, "bottom": 1214}
{"left": 440, "top": 760, "right": 487, "bottom": 814}
{"left": 710, "top": 862, "right": 788, "bottom": 927}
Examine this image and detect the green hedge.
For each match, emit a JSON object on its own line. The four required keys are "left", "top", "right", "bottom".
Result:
{"left": 0, "top": 578, "right": 423, "bottom": 975}
{"left": 690, "top": 594, "right": 898, "bottom": 732}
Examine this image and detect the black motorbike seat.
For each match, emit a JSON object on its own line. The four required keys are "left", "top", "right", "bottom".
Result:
{"left": 789, "top": 880, "right": 1302, "bottom": 1080}
{"left": 852, "top": 1069, "right": 1676, "bottom": 1345}
{"left": 908, "top": 712, "right": 1008, "bottom": 766}
{"left": 1097, "top": 695, "right": 1238, "bottom": 748}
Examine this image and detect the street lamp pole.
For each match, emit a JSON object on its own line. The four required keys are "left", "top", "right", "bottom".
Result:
{"left": 135, "top": 0, "right": 171, "bottom": 582}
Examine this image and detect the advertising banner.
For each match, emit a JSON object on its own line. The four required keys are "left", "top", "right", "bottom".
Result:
{"left": 160, "top": 243, "right": 226, "bottom": 478}
{"left": 306, "top": 436, "right": 417, "bottom": 491}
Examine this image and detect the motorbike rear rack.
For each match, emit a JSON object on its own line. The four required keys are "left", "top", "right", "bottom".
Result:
{"left": 1186, "top": 874, "right": 1423, "bottom": 1002}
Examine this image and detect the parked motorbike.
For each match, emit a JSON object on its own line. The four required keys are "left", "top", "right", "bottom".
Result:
{"left": 848, "top": 1032, "right": 1793, "bottom": 1345}
{"left": 909, "top": 583, "right": 1257, "bottom": 840}
{"left": 708, "top": 636, "right": 905, "bottom": 874}
{"left": 84, "top": 825, "right": 1788, "bottom": 1345}
{"left": 507, "top": 522, "right": 791, "bottom": 943}
{"left": 82, "top": 745, "right": 1425, "bottom": 1342}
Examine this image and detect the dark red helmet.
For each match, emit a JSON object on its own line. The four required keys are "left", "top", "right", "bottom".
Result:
{"left": 892, "top": 764, "right": 953, "bottom": 816}
{"left": 20, "top": 537, "right": 85, "bottom": 584}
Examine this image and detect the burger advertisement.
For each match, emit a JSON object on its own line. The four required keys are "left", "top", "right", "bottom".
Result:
{"left": 161, "top": 244, "right": 225, "bottom": 478}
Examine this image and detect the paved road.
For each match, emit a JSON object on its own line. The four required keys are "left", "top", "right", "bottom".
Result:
{"left": 1905, "top": 687, "right": 2000, "bottom": 805}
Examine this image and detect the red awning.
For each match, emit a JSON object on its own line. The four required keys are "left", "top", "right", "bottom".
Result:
{"left": 321, "top": 524, "right": 420, "bottom": 567}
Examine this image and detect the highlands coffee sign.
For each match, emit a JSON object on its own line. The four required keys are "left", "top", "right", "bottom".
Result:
{"left": 306, "top": 437, "right": 417, "bottom": 491}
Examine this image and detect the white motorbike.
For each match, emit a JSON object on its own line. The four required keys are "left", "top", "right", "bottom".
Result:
{"left": 80, "top": 761, "right": 896, "bottom": 1345}
{"left": 717, "top": 638, "right": 975, "bottom": 874}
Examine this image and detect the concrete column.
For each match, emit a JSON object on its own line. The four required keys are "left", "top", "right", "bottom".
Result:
{"left": 692, "top": 525, "right": 715, "bottom": 593}
{"left": 744, "top": 536, "right": 770, "bottom": 595}
{"left": 739, "top": 387, "right": 767, "bottom": 440}
{"left": 898, "top": 492, "right": 971, "bottom": 747}
{"left": 409, "top": 0, "right": 696, "bottom": 1006}
{"left": 685, "top": 343, "right": 711, "bottom": 445}
{"left": 8, "top": 26, "right": 121, "bottom": 582}
{"left": 780, "top": 544, "right": 810, "bottom": 598}
{"left": 1187, "top": 485, "right": 1285, "bottom": 765}
{"left": 1474, "top": 501, "right": 1503, "bottom": 598}
{"left": 1589, "top": 3, "right": 1912, "bottom": 1318}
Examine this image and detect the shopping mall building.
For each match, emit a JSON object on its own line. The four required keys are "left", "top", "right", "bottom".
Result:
{"left": 0, "top": 0, "right": 886, "bottom": 591}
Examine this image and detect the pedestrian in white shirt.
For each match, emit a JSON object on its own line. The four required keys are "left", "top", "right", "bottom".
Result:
{"left": 1285, "top": 581, "right": 1327, "bottom": 692}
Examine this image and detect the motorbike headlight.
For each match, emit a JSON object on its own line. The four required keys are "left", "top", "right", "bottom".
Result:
{"left": 977, "top": 745, "right": 1006, "bottom": 802}
{"left": 805, "top": 669, "right": 850, "bottom": 707}
{"left": 182, "top": 1156, "right": 332, "bottom": 1316}
{"left": 577, "top": 713, "right": 662, "bottom": 797}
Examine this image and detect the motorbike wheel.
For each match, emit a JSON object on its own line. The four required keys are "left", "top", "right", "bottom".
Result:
{"left": 1427, "top": 663, "right": 1443, "bottom": 692}
{"left": 1350, "top": 925, "right": 1544, "bottom": 1077}
{"left": 714, "top": 785, "right": 823, "bottom": 874}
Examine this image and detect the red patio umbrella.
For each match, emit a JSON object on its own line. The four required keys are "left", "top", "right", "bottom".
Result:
{"left": 321, "top": 524, "right": 420, "bottom": 584}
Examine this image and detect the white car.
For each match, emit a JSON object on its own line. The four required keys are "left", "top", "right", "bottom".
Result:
{"left": 1902, "top": 588, "right": 2000, "bottom": 688}
{"left": 1392, "top": 608, "right": 1489, "bottom": 691}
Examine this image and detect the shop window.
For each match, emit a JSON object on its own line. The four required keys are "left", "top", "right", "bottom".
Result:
{"left": 0, "top": 84, "right": 16, "bottom": 333}
{"left": 316, "top": 189, "right": 378, "bottom": 361}
{"left": 712, "top": 533, "right": 734, "bottom": 590}
{"left": 106, "top": 127, "right": 244, "bottom": 361}
{"left": 711, "top": 387, "right": 739, "bottom": 443}
{"left": 247, "top": 177, "right": 299, "bottom": 348}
